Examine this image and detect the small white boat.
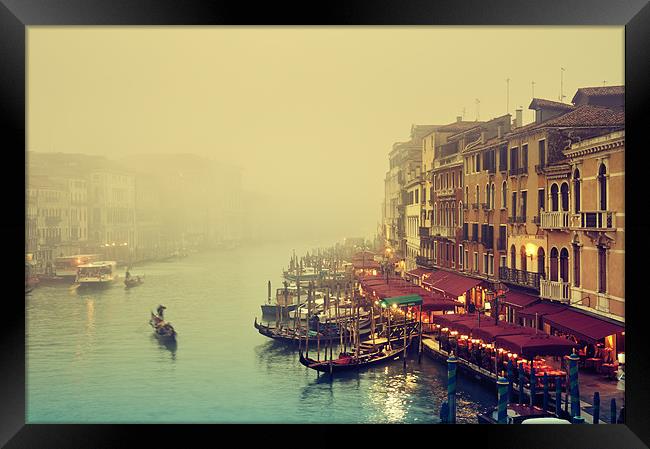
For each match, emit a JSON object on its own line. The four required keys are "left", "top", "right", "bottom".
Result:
{"left": 75, "top": 261, "right": 118, "bottom": 288}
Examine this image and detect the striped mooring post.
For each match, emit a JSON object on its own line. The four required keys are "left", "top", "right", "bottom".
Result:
{"left": 593, "top": 392, "right": 600, "bottom": 424}
{"left": 542, "top": 373, "right": 549, "bottom": 412}
{"left": 573, "top": 415, "right": 585, "bottom": 424}
{"left": 555, "top": 377, "right": 562, "bottom": 416}
{"left": 529, "top": 364, "right": 536, "bottom": 407}
{"left": 507, "top": 359, "right": 514, "bottom": 403}
{"left": 497, "top": 376, "right": 509, "bottom": 424}
{"left": 440, "top": 401, "right": 449, "bottom": 424}
{"left": 568, "top": 351, "right": 580, "bottom": 417}
{"left": 610, "top": 398, "right": 617, "bottom": 424}
{"left": 518, "top": 364, "right": 526, "bottom": 405}
{"left": 447, "top": 353, "right": 458, "bottom": 424}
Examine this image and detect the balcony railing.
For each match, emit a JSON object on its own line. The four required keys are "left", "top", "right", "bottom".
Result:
{"left": 437, "top": 187, "right": 455, "bottom": 197}
{"left": 419, "top": 226, "right": 430, "bottom": 238}
{"left": 507, "top": 216, "right": 516, "bottom": 224}
{"left": 540, "top": 279, "right": 571, "bottom": 303}
{"left": 535, "top": 164, "right": 545, "bottom": 175}
{"left": 499, "top": 267, "right": 541, "bottom": 290}
{"left": 571, "top": 211, "right": 616, "bottom": 230}
{"left": 515, "top": 216, "right": 527, "bottom": 223}
{"left": 431, "top": 226, "right": 456, "bottom": 238}
{"left": 499, "top": 164, "right": 507, "bottom": 173}
{"left": 416, "top": 255, "right": 434, "bottom": 269}
{"left": 508, "top": 167, "right": 527, "bottom": 177}
{"left": 45, "top": 216, "right": 62, "bottom": 226}
{"left": 540, "top": 211, "right": 570, "bottom": 230}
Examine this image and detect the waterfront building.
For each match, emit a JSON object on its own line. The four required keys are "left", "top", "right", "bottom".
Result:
{"left": 404, "top": 167, "right": 421, "bottom": 272}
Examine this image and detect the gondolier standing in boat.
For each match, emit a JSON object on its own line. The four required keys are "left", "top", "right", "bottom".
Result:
{"left": 157, "top": 304, "right": 166, "bottom": 319}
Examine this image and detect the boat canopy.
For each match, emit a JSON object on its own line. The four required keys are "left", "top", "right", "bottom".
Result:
{"left": 379, "top": 294, "right": 423, "bottom": 308}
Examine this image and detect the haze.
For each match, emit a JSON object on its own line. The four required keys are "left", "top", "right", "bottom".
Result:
{"left": 27, "top": 27, "right": 624, "bottom": 243}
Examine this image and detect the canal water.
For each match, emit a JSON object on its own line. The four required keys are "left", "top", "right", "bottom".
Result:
{"left": 26, "top": 241, "right": 495, "bottom": 423}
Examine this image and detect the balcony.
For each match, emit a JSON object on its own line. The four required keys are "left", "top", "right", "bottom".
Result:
{"left": 416, "top": 255, "right": 434, "bottom": 269}
{"left": 515, "top": 216, "right": 527, "bottom": 223}
{"left": 535, "top": 164, "right": 546, "bottom": 175}
{"left": 499, "top": 164, "right": 507, "bottom": 173}
{"left": 45, "top": 216, "right": 62, "bottom": 226}
{"left": 540, "top": 279, "right": 571, "bottom": 303}
{"left": 571, "top": 211, "right": 616, "bottom": 230}
{"left": 437, "top": 187, "right": 455, "bottom": 198}
{"left": 499, "top": 267, "right": 541, "bottom": 290}
{"left": 507, "top": 216, "right": 516, "bottom": 224}
{"left": 540, "top": 211, "right": 570, "bottom": 230}
{"left": 509, "top": 167, "right": 526, "bottom": 177}
{"left": 431, "top": 226, "right": 456, "bottom": 238}
{"left": 419, "top": 226, "right": 430, "bottom": 238}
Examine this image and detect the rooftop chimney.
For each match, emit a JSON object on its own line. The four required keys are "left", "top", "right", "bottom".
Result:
{"left": 497, "top": 125, "right": 502, "bottom": 138}
{"left": 515, "top": 108, "right": 523, "bottom": 128}
{"left": 456, "top": 116, "right": 462, "bottom": 123}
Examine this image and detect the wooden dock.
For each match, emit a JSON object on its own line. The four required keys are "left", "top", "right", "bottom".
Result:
{"left": 421, "top": 335, "right": 598, "bottom": 423}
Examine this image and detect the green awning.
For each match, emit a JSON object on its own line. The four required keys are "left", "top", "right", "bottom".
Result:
{"left": 379, "top": 294, "right": 423, "bottom": 308}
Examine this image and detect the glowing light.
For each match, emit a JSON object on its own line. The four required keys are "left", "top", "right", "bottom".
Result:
{"left": 525, "top": 243, "right": 537, "bottom": 258}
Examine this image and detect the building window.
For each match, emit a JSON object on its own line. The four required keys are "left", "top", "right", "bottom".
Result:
{"left": 573, "top": 169, "right": 581, "bottom": 213}
{"left": 485, "top": 183, "right": 489, "bottom": 206}
{"left": 538, "top": 139, "right": 546, "bottom": 167}
{"left": 483, "top": 254, "right": 488, "bottom": 274}
{"left": 510, "top": 147, "right": 519, "bottom": 170}
{"left": 415, "top": 189, "right": 419, "bottom": 204}
{"left": 537, "top": 247, "right": 545, "bottom": 278}
{"left": 522, "top": 144, "right": 528, "bottom": 169}
{"left": 465, "top": 250, "right": 469, "bottom": 270}
{"left": 500, "top": 255, "right": 507, "bottom": 268}
{"left": 475, "top": 185, "right": 479, "bottom": 205}
{"left": 520, "top": 246, "right": 528, "bottom": 272}
{"left": 459, "top": 244, "right": 464, "bottom": 268}
{"left": 538, "top": 188, "right": 545, "bottom": 212}
{"left": 490, "top": 183, "right": 495, "bottom": 210}
{"left": 550, "top": 247, "right": 559, "bottom": 282}
{"left": 550, "top": 184, "right": 559, "bottom": 211}
{"left": 559, "top": 248, "right": 569, "bottom": 283}
{"left": 511, "top": 192, "right": 517, "bottom": 217}
{"left": 474, "top": 252, "right": 479, "bottom": 272}
{"left": 465, "top": 186, "right": 469, "bottom": 204}
{"left": 488, "top": 254, "right": 494, "bottom": 275}
{"left": 560, "top": 182, "right": 569, "bottom": 212}
{"left": 502, "top": 181, "right": 507, "bottom": 208}
{"left": 459, "top": 202, "right": 463, "bottom": 225}
{"left": 598, "top": 163, "right": 607, "bottom": 211}
{"left": 598, "top": 245, "right": 606, "bottom": 293}
{"left": 573, "top": 243, "right": 581, "bottom": 287}
{"left": 521, "top": 191, "right": 527, "bottom": 219}
{"left": 510, "top": 245, "right": 516, "bottom": 269}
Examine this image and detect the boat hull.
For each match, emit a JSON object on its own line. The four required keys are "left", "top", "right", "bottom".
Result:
{"left": 299, "top": 347, "right": 404, "bottom": 373}
{"left": 260, "top": 303, "right": 298, "bottom": 315}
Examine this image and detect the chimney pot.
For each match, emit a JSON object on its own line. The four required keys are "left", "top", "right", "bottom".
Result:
{"left": 456, "top": 116, "right": 462, "bottom": 123}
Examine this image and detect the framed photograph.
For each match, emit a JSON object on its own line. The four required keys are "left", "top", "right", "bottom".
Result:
{"left": 4, "top": 0, "right": 649, "bottom": 447}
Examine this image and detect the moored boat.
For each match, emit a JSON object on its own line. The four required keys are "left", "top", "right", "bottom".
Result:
{"left": 124, "top": 274, "right": 144, "bottom": 288}
{"left": 298, "top": 344, "right": 405, "bottom": 373}
{"left": 75, "top": 261, "right": 118, "bottom": 289}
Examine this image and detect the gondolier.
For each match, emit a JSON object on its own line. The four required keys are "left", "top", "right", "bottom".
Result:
{"left": 157, "top": 304, "right": 166, "bottom": 319}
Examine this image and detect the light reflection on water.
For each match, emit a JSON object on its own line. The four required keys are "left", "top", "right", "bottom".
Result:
{"left": 27, "top": 242, "right": 495, "bottom": 423}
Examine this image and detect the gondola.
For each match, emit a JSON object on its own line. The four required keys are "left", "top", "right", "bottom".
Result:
{"left": 124, "top": 275, "right": 144, "bottom": 288}
{"left": 254, "top": 317, "right": 370, "bottom": 344}
{"left": 149, "top": 312, "right": 177, "bottom": 341}
{"left": 298, "top": 344, "right": 404, "bottom": 373}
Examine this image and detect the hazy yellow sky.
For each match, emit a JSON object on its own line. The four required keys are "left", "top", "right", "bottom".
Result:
{"left": 28, "top": 27, "right": 623, "bottom": 240}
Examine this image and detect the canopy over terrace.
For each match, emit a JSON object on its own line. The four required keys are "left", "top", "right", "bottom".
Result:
{"left": 501, "top": 290, "right": 539, "bottom": 309}
{"left": 379, "top": 294, "right": 423, "bottom": 308}
{"left": 421, "top": 289, "right": 459, "bottom": 312}
{"left": 542, "top": 308, "right": 625, "bottom": 344}
{"left": 422, "top": 270, "right": 483, "bottom": 299}
{"left": 495, "top": 334, "right": 579, "bottom": 359}
{"left": 517, "top": 301, "right": 567, "bottom": 320}
{"left": 432, "top": 313, "right": 478, "bottom": 329}
{"left": 405, "top": 267, "right": 432, "bottom": 280}
{"left": 470, "top": 322, "right": 537, "bottom": 342}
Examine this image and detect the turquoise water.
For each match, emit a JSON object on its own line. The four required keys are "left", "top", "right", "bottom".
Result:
{"left": 26, "top": 242, "right": 495, "bottom": 423}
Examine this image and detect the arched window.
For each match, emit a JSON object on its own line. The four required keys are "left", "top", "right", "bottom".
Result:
{"left": 510, "top": 245, "right": 516, "bottom": 269}
{"left": 490, "top": 183, "right": 495, "bottom": 210}
{"left": 550, "top": 247, "right": 559, "bottom": 282}
{"left": 475, "top": 185, "right": 480, "bottom": 205}
{"left": 433, "top": 203, "right": 437, "bottom": 226}
{"left": 560, "top": 182, "right": 569, "bottom": 212}
{"left": 598, "top": 163, "right": 607, "bottom": 211}
{"left": 550, "top": 184, "right": 559, "bottom": 212}
{"left": 502, "top": 181, "right": 507, "bottom": 208}
{"left": 537, "top": 247, "right": 545, "bottom": 278}
{"left": 465, "top": 186, "right": 469, "bottom": 204}
{"left": 520, "top": 245, "right": 527, "bottom": 272}
{"left": 572, "top": 243, "right": 581, "bottom": 287}
{"left": 559, "top": 248, "right": 569, "bottom": 283}
{"left": 573, "top": 169, "right": 581, "bottom": 213}
{"left": 485, "top": 183, "right": 489, "bottom": 206}
{"left": 452, "top": 203, "right": 456, "bottom": 227}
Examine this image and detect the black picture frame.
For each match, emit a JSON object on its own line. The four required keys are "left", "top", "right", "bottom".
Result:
{"left": 2, "top": 1, "right": 649, "bottom": 447}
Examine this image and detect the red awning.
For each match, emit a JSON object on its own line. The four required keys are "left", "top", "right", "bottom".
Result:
{"left": 471, "top": 323, "right": 537, "bottom": 342}
{"left": 432, "top": 313, "right": 477, "bottom": 328}
{"left": 517, "top": 302, "right": 567, "bottom": 319}
{"left": 542, "top": 309, "right": 625, "bottom": 343}
{"left": 421, "top": 290, "right": 460, "bottom": 312}
{"left": 352, "top": 260, "right": 380, "bottom": 269}
{"left": 430, "top": 272, "right": 483, "bottom": 297}
{"left": 501, "top": 290, "right": 539, "bottom": 309}
{"left": 495, "top": 334, "right": 579, "bottom": 358}
{"left": 421, "top": 270, "right": 450, "bottom": 287}
{"left": 406, "top": 267, "right": 433, "bottom": 278}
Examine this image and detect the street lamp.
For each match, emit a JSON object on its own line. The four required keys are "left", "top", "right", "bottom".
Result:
{"left": 486, "top": 281, "right": 507, "bottom": 325}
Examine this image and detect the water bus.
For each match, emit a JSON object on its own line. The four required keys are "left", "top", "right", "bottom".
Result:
{"left": 75, "top": 261, "right": 118, "bottom": 288}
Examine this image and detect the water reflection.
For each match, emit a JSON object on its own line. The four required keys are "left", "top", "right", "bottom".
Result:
{"left": 151, "top": 334, "right": 177, "bottom": 361}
